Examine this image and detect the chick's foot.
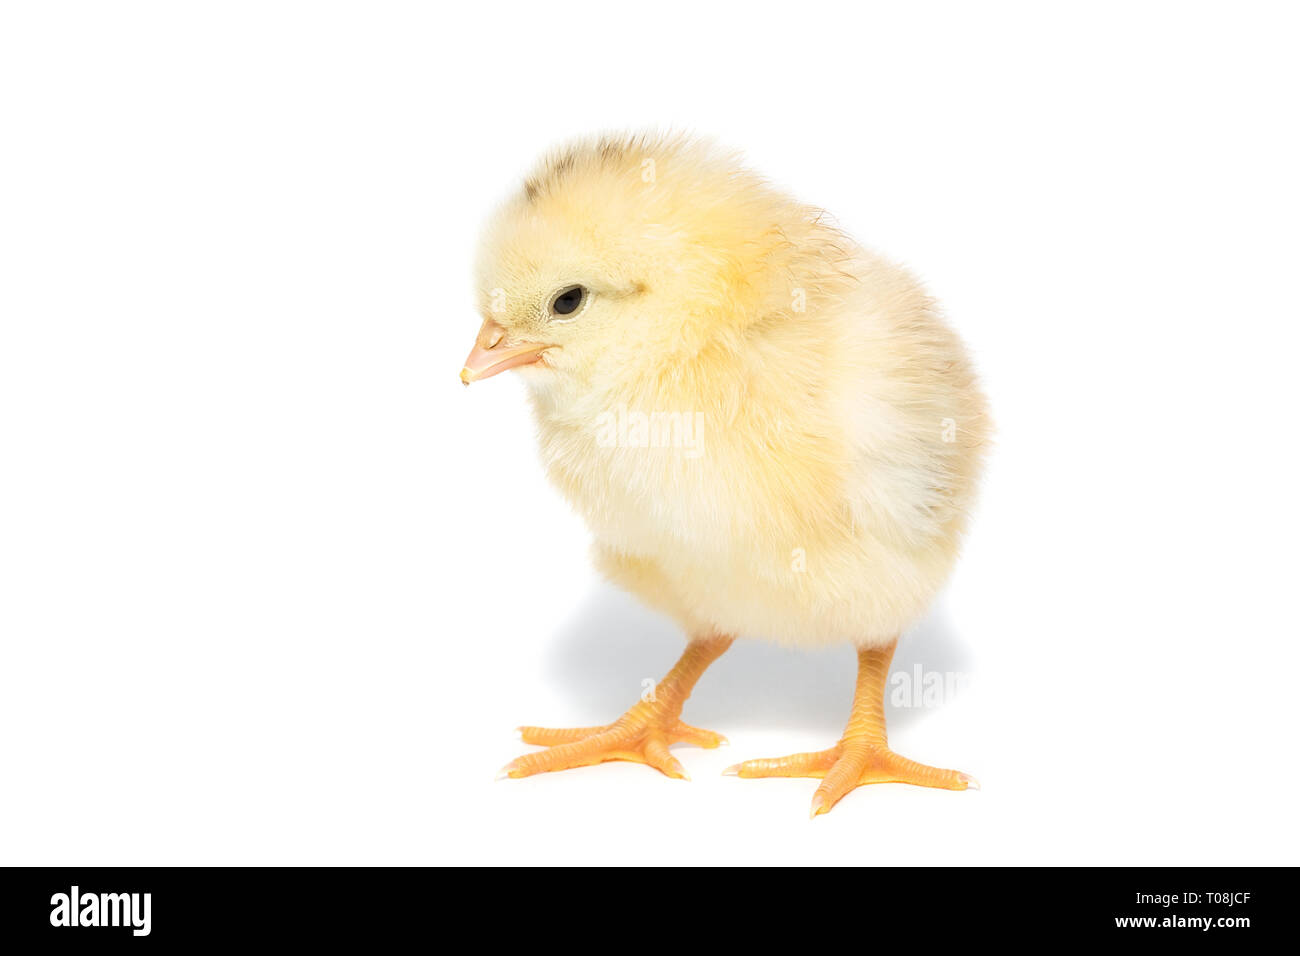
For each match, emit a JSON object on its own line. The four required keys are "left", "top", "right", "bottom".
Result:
{"left": 500, "top": 635, "right": 733, "bottom": 781}
{"left": 725, "top": 739, "right": 975, "bottom": 816}
{"left": 724, "top": 639, "right": 976, "bottom": 816}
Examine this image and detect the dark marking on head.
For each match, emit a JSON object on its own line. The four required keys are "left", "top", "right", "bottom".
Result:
{"left": 521, "top": 134, "right": 647, "bottom": 205}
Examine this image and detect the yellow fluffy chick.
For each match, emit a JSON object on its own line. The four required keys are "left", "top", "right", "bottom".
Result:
{"left": 463, "top": 132, "right": 989, "bottom": 815}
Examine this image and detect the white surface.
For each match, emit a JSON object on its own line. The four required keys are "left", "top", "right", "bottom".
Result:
{"left": 2, "top": 2, "right": 1298, "bottom": 866}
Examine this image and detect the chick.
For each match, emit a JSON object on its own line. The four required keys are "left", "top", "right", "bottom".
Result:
{"left": 463, "top": 133, "right": 988, "bottom": 815}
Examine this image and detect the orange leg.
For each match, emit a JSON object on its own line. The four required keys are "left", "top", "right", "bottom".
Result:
{"left": 726, "top": 639, "right": 976, "bottom": 816}
{"left": 501, "top": 635, "right": 733, "bottom": 781}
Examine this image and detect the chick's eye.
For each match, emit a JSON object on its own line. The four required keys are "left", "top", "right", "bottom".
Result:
{"left": 550, "top": 285, "right": 586, "bottom": 317}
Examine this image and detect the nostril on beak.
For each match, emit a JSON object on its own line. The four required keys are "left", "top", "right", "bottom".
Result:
{"left": 482, "top": 325, "right": 505, "bottom": 350}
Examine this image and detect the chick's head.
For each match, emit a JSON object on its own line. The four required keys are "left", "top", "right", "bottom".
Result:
{"left": 462, "top": 133, "right": 814, "bottom": 391}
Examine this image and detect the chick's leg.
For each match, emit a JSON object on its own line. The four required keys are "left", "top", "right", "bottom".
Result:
{"left": 502, "top": 635, "right": 733, "bottom": 780}
{"left": 726, "top": 639, "right": 976, "bottom": 816}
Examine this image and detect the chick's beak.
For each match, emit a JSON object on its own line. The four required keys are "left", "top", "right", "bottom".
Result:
{"left": 460, "top": 319, "right": 552, "bottom": 385}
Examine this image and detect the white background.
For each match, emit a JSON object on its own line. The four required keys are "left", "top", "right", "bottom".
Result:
{"left": 2, "top": 2, "right": 1297, "bottom": 866}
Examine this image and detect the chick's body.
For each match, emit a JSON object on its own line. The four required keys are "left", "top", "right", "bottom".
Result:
{"left": 467, "top": 134, "right": 988, "bottom": 812}
{"left": 535, "top": 246, "right": 986, "bottom": 650}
